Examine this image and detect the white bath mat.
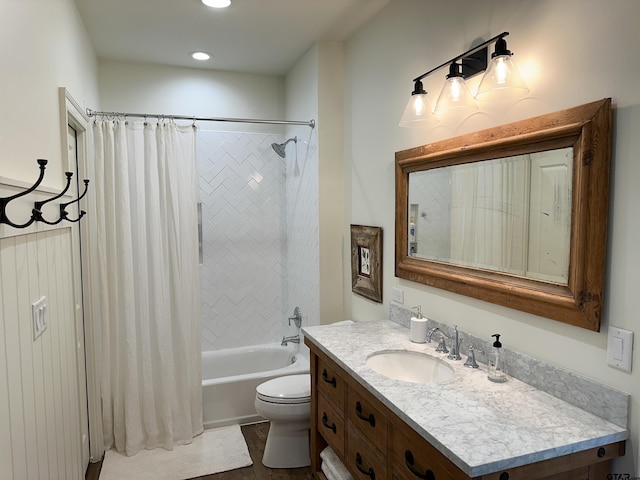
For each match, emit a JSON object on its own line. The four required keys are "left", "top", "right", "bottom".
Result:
{"left": 99, "top": 424, "right": 253, "bottom": 480}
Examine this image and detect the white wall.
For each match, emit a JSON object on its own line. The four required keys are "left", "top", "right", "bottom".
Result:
{"left": 0, "top": 0, "right": 99, "bottom": 478}
{"left": 344, "top": 0, "right": 639, "bottom": 474}
{"left": 284, "top": 46, "right": 321, "bottom": 330}
{"left": 284, "top": 42, "right": 346, "bottom": 329}
{"left": 0, "top": 0, "right": 98, "bottom": 188}
{"left": 98, "top": 59, "right": 286, "bottom": 134}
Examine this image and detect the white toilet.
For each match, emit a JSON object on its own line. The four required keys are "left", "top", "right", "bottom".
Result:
{"left": 254, "top": 374, "right": 311, "bottom": 468}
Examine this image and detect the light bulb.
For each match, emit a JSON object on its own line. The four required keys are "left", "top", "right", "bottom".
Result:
{"left": 494, "top": 57, "right": 510, "bottom": 85}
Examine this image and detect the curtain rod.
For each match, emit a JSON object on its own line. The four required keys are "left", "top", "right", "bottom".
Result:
{"left": 85, "top": 108, "right": 315, "bottom": 128}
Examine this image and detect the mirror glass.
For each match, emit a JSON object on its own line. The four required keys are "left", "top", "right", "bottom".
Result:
{"left": 408, "top": 147, "right": 573, "bottom": 284}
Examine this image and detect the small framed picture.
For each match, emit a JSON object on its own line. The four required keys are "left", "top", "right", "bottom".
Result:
{"left": 350, "top": 225, "right": 382, "bottom": 303}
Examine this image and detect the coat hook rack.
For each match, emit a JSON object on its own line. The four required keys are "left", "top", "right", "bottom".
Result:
{"left": 59, "top": 179, "right": 89, "bottom": 223}
{"left": 0, "top": 159, "right": 90, "bottom": 229}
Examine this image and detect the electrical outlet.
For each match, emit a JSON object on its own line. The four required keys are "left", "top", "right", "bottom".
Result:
{"left": 32, "top": 296, "right": 47, "bottom": 340}
{"left": 607, "top": 326, "right": 633, "bottom": 372}
{"left": 392, "top": 287, "right": 404, "bottom": 304}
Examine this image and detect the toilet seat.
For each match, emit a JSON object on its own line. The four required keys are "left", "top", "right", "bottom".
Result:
{"left": 256, "top": 374, "right": 310, "bottom": 404}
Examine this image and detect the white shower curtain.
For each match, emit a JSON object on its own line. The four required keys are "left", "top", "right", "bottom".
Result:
{"left": 450, "top": 157, "right": 528, "bottom": 275}
{"left": 90, "top": 119, "right": 202, "bottom": 456}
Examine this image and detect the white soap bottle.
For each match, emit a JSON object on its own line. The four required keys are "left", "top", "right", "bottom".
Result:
{"left": 487, "top": 334, "right": 507, "bottom": 383}
{"left": 410, "top": 305, "right": 427, "bottom": 343}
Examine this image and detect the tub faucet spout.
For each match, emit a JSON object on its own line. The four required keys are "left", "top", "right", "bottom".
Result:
{"left": 281, "top": 334, "right": 300, "bottom": 346}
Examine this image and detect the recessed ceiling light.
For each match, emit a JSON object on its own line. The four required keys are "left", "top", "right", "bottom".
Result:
{"left": 191, "top": 51, "right": 212, "bottom": 61}
{"left": 202, "top": 0, "right": 231, "bottom": 7}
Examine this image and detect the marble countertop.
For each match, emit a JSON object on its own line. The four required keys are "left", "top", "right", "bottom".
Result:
{"left": 302, "top": 320, "right": 629, "bottom": 477}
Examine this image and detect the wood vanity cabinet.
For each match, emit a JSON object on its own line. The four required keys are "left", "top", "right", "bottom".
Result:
{"left": 306, "top": 338, "right": 625, "bottom": 480}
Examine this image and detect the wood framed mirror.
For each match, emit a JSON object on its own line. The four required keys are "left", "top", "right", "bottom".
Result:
{"left": 395, "top": 98, "right": 611, "bottom": 331}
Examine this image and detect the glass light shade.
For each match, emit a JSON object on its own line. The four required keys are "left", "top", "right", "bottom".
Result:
{"left": 399, "top": 93, "right": 436, "bottom": 127}
{"left": 475, "top": 55, "right": 529, "bottom": 102}
{"left": 433, "top": 76, "right": 478, "bottom": 115}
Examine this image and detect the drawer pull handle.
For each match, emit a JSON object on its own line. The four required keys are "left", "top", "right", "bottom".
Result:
{"left": 405, "top": 450, "right": 435, "bottom": 480}
{"left": 322, "top": 369, "right": 337, "bottom": 388}
{"left": 355, "top": 401, "right": 376, "bottom": 427}
{"left": 355, "top": 452, "right": 376, "bottom": 479}
{"left": 321, "top": 412, "right": 337, "bottom": 434}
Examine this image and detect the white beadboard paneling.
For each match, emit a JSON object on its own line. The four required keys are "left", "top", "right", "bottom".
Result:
{"left": 15, "top": 236, "right": 40, "bottom": 480}
{"left": 1, "top": 237, "right": 29, "bottom": 479}
{"left": 36, "top": 232, "right": 61, "bottom": 478}
{"left": 0, "top": 230, "right": 84, "bottom": 480}
{"left": 0, "top": 240, "right": 14, "bottom": 480}
{"left": 25, "top": 235, "right": 49, "bottom": 480}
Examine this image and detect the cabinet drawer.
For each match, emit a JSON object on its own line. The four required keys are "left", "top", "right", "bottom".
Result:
{"left": 347, "top": 421, "right": 387, "bottom": 480}
{"left": 317, "top": 356, "right": 346, "bottom": 410}
{"left": 391, "top": 424, "right": 466, "bottom": 480}
{"left": 318, "top": 392, "right": 345, "bottom": 458}
{"left": 347, "top": 385, "right": 388, "bottom": 453}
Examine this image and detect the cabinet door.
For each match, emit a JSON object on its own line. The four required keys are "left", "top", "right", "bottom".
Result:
{"left": 391, "top": 423, "right": 468, "bottom": 480}
{"left": 318, "top": 392, "right": 345, "bottom": 457}
{"left": 347, "top": 420, "right": 387, "bottom": 480}
{"left": 347, "top": 382, "right": 388, "bottom": 454}
{"left": 317, "top": 356, "right": 346, "bottom": 411}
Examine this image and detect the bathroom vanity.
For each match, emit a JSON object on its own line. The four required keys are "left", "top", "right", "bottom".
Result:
{"left": 303, "top": 321, "right": 628, "bottom": 480}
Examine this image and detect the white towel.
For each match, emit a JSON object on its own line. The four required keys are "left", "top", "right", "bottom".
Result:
{"left": 320, "top": 446, "right": 353, "bottom": 480}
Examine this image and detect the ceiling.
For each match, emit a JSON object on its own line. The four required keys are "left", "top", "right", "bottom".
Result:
{"left": 74, "top": 0, "right": 390, "bottom": 76}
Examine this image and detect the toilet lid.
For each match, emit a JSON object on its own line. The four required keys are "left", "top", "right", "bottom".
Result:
{"left": 256, "top": 374, "right": 311, "bottom": 404}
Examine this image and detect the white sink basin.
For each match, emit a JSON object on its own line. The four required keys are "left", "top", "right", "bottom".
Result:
{"left": 365, "top": 350, "right": 454, "bottom": 384}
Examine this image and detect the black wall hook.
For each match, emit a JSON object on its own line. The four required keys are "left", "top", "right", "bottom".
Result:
{"left": 59, "top": 179, "right": 89, "bottom": 223}
{"left": 0, "top": 159, "right": 48, "bottom": 228}
{"left": 32, "top": 171, "right": 73, "bottom": 225}
{"left": 0, "top": 159, "right": 90, "bottom": 229}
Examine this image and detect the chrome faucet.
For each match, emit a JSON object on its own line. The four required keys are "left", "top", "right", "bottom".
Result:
{"left": 427, "top": 327, "right": 449, "bottom": 354}
{"left": 426, "top": 327, "right": 440, "bottom": 343}
{"left": 464, "top": 346, "right": 479, "bottom": 368}
{"left": 281, "top": 334, "right": 300, "bottom": 346}
{"left": 288, "top": 307, "right": 302, "bottom": 329}
{"left": 447, "top": 325, "right": 462, "bottom": 360}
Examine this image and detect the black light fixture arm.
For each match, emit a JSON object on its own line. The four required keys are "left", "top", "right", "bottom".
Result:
{"left": 412, "top": 31, "right": 509, "bottom": 83}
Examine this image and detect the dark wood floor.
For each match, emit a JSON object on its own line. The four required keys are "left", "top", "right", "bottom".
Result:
{"left": 85, "top": 422, "right": 314, "bottom": 480}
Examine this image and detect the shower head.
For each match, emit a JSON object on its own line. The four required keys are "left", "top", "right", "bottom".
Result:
{"left": 271, "top": 136, "right": 297, "bottom": 158}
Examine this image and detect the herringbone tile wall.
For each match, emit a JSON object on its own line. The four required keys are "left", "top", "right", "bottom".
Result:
{"left": 198, "top": 131, "right": 289, "bottom": 351}
{"left": 284, "top": 128, "right": 320, "bottom": 336}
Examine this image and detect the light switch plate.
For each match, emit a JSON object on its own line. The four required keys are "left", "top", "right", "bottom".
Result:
{"left": 32, "top": 296, "right": 48, "bottom": 340}
{"left": 607, "top": 326, "right": 633, "bottom": 372}
{"left": 392, "top": 287, "right": 404, "bottom": 304}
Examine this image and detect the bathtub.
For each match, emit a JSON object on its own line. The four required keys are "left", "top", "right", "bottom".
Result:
{"left": 202, "top": 343, "right": 310, "bottom": 429}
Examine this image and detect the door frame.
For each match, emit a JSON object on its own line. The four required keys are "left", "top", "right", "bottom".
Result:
{"left": 58, "top": 87, "right": 103, "bottom": 464}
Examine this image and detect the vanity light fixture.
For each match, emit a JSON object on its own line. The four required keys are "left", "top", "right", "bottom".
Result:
{"left": 399, "top": 32, "right": 528, "bottom": 127}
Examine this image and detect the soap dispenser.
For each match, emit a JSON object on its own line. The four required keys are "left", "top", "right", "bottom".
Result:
{"left": 409, "top": 306, "right": 428, "bottom": 343}
{"left": 487, "top": 334, "right": 507, "bottom": 383}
